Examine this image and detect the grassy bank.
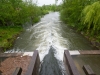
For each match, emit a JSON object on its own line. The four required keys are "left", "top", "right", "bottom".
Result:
{"left": 0, "top": 26, "right": 23, "bottom": 52}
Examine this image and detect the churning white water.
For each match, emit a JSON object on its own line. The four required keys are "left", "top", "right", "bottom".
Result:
{"left": 6, "top": 12, "right": 70, "bottom": 61}
{"left": 5, "top": 12, "right": 95, "bottom": 75}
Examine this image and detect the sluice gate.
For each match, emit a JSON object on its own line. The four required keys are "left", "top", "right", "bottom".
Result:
{"left": 0, "top": 50, "right": 98, "bottom": 75}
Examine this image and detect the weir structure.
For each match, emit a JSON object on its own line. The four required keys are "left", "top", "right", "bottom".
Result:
{"left": 0, "top": 50, "right": 98, "bottom": 75}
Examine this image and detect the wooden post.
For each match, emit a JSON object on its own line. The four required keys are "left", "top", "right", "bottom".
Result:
{"left": 63, "top": 50, "right": 80, "bottom": 75}
{"left": 25, "top": 50, "right": 40, "bottom": 75}
{"left": 12, "top": 67, "right": 22, "bottom": 75}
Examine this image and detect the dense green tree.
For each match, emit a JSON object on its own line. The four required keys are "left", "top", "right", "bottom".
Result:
{"left": 81, "top": 1, "right": 100, "bottom": 36}
{"left": 40, "top": 4, "right": 61, "bottom": 14}
{"left": 60, "top": 0, "right": 93, "bottom": 26}
{"left": 0, "top": 0, "right": 41, "bottom": 27}
{"left": 60, "top": 0, "right": 100, "bottom": 42}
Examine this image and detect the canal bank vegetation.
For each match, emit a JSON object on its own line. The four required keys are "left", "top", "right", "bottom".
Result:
{"left": 0, "top": 0, "right": 49, "bottom": 51}
{"left": 0, "top": 0, "right": 42, "bottom": 27}
{"left": 40, "top": 0, "right": 61, "bottom": 14}
{"left": 40, "top": 4, "right": 61, "bottom": 15}
{"left": 60, "top": 0, "right": 100, "bottom": 49}
{"left": 0, "top": 26, "right": 22, "bottom": 52}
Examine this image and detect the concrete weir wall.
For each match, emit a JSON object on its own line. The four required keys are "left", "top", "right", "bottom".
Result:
{"left": 63, "top": 50, "right": 80, "bottom": 75}
{"left": 0, "top": 50, "right": 40, "bottom": 75}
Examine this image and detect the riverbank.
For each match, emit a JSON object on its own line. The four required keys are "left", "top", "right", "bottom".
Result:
{"left": 82, "top": 33, "right": 100, "bottom": 50}
{"left": 0, "top": 26, "right": 23, "bottom": 52}
{"left": 79, "top": 29, "right": 100, "bottom": 50}
{"left": 67, "top": 26, "right": 100, "bottom": 50}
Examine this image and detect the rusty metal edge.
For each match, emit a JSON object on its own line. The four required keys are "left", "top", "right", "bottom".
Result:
{"left": 12, "top": 67, "right": 22, "bottom": 75}
{"left": 25, "top": 50, "right": 40, "bottom": 75}
{"left": 79, "top": 50, "right": 100, "bottom": 55}
{"left": 64, "top": 50, "right": 80, "bottom": 75}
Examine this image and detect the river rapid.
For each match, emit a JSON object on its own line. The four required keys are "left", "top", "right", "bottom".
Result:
{"left": 6, "top": 12, "right": 96, "bottom": 75}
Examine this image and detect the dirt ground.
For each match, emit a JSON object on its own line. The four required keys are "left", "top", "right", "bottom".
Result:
{"left": 0, "top": 56, "right": 31, "bottom": 75}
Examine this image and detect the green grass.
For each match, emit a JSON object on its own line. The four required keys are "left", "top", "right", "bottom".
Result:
{"left": 0, "top": 26, "right": 23, "bottom": 50}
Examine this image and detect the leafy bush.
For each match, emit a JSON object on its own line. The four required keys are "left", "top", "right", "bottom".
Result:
{"left": 81, "top": 1, "right": 100, "bottom": 36}
{"left": 0, "top": 0, "right": 41, "bottom": 26}
{"left": 60, "top": 0, "right": 100, "bottom": 42}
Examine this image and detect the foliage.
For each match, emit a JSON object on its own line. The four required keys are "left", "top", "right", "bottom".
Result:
{"left": 0, "top": 26, "right": 23, "bottom": 50}
{"left": 40, "top": 4, "right": 61, "bottom": 15}
{"left": 0, "top": 0, "right": 41, "bottom": 26}
{"left": 81, "top": 1, "right": 100, "bottom": 36}
{"left": 60, "top": 0, "right": 94, "bottom": 26}
{"left": 60, "top": 0, "right": 100, "bottom": 42}
{"left": 0, "top": 0, "right": 44, "bottom": 50}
